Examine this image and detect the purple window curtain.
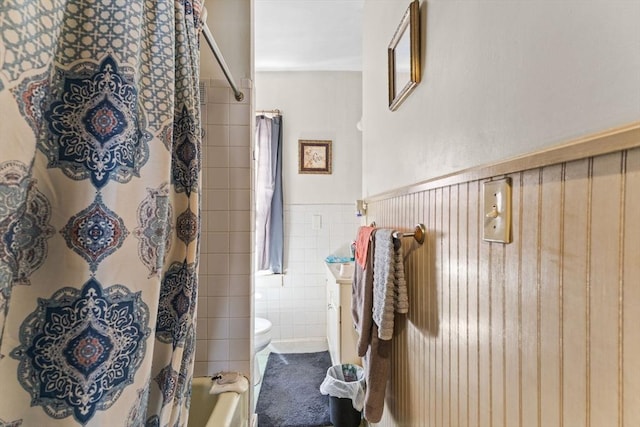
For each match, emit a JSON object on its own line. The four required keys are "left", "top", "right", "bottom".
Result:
{"left": 255, "top": 114, "right": 284, "bottom": 273}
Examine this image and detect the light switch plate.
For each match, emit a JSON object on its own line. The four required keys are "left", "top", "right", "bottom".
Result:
{"left": 483, "top": 178, "right": 512, "bottom": 243}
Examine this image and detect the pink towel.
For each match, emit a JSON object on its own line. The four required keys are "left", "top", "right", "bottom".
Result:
{"left": 355, "top": 226, "right": 375, "bottom": 268}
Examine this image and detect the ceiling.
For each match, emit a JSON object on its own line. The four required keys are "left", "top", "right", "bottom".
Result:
{"left": 254, "top": 0, "right": 364, "bottom": 71}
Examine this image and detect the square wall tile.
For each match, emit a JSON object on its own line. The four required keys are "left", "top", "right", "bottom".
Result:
{"left": 208, "top": 339, "right": 230, "bottom": 361}
{"left": 228, "top": 339, "right": 250, "bottom": 358}
{"left": 230, "top": 253, "right": 250, "bottom": 275}
{"left": 197, "top": 296, "right": 208, "bottom": 318}
{"left": 205, "top": 190, "right": 229, "bottom": 211}
{"left": 207, "top": 147, "right": 230, "bottom": 168}
{"left": 207, "top": 296, "right": 230, "bottom": 318}
{"left": 207, "top": 254, "right": 229, "bottom": 275}
{"left": 230, "top": 190, "right": 250, "bottom": 211}
{"left": 229, "top": 147, "right": 250, "bottom": 168}
{"left": 230, "top": 232, "right": 250, "bottom": 253}
{"left": 230, "top": 211, "right": 250, "bottom": 232}
{"left": 195, "top": 340, "right": 207, "bottom": 362}
{"left": 209, "top": 86, "right": 230, "bottom": 104}
{"left": 207, "top": 103, "right": 228, "bottom": 125}
{"left": 229, "top": 317, "right": 250, "bottom": 339}
{"left": 207, "top": 168, "right": 229, "bottom": 190}
{"left": 229, "top": 125, "right": 249, "bottom": 147}
{"left": 228, "top": 361, "right": 250, "bottom": 374}
{"left": 207, "top": 232, "right": 229, "bottom": 253}
{"left": 196, "top": 321, "right": 208, "bottom": 340}
{"left": 207, "top": 211, "right": 229, "bottom": 232}
{"left": 229, "top": 275, "right": 251, "bottom": 296}
{"left": 206, "top": 125, "right": 229, "bottom": 147}
{"left": 229, "top": 168, "right": 250, "bottom": 189}
{"left": 229, "top": 104, "right": 250, "bottom": 125}
{"left": 207, "top": 361, "right": 229, "bottom": 375}
{"left": 193, "top": 362, "right": 208, "bottom": 377}
{"left": 229, "top": 296, "right": 250, "bottom": 318}
{"left": 208, "top": 317, "right": 230, "bottom": 340}
{"left": 206, "top": 275, "right": 230, "bottom": 297}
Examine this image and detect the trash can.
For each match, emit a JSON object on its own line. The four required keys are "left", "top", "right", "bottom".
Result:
{"left": 319, "top": 364, "right": 365, "bottom": 427}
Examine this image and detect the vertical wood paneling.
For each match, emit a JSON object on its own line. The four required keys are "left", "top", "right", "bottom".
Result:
{"left": 540, "top": 165, "right": 562, "bottom": 427}
{"left": 623, "top": 148, "right": 640, "bottom": 427}
{"left": 443, "top": 186, "right": 451, "bottom": 427}
{"left": 450, "top": 185, "right": 460, "bottom": 427}
{"left": 561, "top": 158, "right": 589, "bottom": 427}
{"left": 489, "top": 240, "right": 505, "bottom": 427}
{"left": 457, "top": 183, "right": 469, "bottom": 427}
{"left": 369, "top": 146, "right": 640, "bottom": 427}
{"left": 436, "top": 187, "right": 444, "bottom": 427}
{"left": 504, "top": 172, "right": 521, "bottom": 427}
{"left": 520, "top": 169, "right": 540, "bottom": 427}
{"left": 478, "top": 187, "right": 491, "bottom": 427}
{"left": 467, "top": 182, "right": 480, "bottom": 427}
{"left": 589, "top": 153, "right": 622, "bottom": 427}
{"left": 428, "top": 188, "right": 437, "bottom": 427}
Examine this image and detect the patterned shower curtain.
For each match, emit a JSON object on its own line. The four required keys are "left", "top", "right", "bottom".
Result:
{"left": 0, "top": 1, "right": 202, "bottom": 426}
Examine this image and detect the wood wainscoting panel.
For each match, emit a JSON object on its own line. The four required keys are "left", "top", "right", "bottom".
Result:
{"left": 623, "top": 148, "right": 640, "bottom": 427}
{"left": 366, "top": 139, "right": 640, "bottom": 427}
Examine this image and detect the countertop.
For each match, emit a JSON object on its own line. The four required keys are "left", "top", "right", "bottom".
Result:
{"left": 325, "top": 261, "right": 354, "bottom": 285}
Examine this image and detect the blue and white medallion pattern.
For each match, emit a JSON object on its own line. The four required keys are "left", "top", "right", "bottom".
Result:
{"left": 155, "top": 364, "right": 179, "bottom": 407}
{"left": 0, "top": 1, "right": 66, "bottom": 84}
{"left": 177, "top": 207, "right": 198, "bottom": 246}
{"left": 134, "top": 184, "right": 173, "bottom": 277}
{"left": 127, "top": 382, "right": 151, "bottom": 427}
{"left": 0, "top": 161, "right": 55, "bottom": 286}
{"left": 156, "top": 261, "right": 197, "bottom": 348}
{"left": 172, "top": 105, "right": 201, "bottom": 196}
{"left": 1, "top": 0, "right": 202, "bottom": 424}
{"left": 0, "top": 418, "right": 22, "bottom": 427}
{"left": 9, "top": 72, "right": 50, "bottom": 137}
{"left": 0, "top": 161, "right": 31, "bottom": 294}
{"left": 10, "top": 278, "right": 150, "bottom": 425}
{"left": 61, "top": 195, "right": 129, "bottom": 272}
{"left": 41, "top": 55, "right": 150, "bottom": 189}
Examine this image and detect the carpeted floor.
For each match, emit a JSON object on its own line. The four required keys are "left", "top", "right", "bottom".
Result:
{"left": 255, "top": 351, "right": 332, "bottom": 427}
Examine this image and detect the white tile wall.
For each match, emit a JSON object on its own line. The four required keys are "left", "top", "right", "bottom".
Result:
{"left": 255, "top": 203, "right": 361, "bottom": 341}
{"left": 195, "top": 79, "right": 252, "bottom": 378}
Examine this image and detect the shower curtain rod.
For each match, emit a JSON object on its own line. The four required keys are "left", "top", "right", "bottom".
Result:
{"left": 201, "top": 21, "right": 244, "bottom": 102}
{"left": 256, "top": 109, "right": 281, "bottom": 115}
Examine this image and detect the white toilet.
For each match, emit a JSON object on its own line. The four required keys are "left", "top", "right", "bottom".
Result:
{"left": 254, "top": 317, "right": 273, "bottom": 385}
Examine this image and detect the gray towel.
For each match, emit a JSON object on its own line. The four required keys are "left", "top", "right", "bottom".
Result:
{"left": 351, "top": 230, "right": 375, "bottom": 357}
{"left": 372, "top": 229, "right": 408, "bottom": 340}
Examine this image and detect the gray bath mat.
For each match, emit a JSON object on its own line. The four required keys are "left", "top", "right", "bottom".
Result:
{"left": 256, "top": 351, "right": 332, "bottom": 427}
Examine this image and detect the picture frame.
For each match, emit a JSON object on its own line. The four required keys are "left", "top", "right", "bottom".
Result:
{"left": 298, "top": 140, "right": 332, "bottom": 174}
{"left": 388, "top": 0, "right": 421, "bottom": 111}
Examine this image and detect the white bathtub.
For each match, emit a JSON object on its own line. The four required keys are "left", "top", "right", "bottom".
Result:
{"left": 188, "top": 377, "right": 249, "bottom": 427}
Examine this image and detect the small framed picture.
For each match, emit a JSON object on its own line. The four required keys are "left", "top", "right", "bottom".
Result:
{"left": 298, "top": 140, "right": 332, "bottom": 174}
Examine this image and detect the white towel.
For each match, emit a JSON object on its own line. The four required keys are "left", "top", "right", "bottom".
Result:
{"left": 209, "top": 372, "right": 249, "bottom": 395}
{"left": 372, "top": 229, "right": 408, "bottom": 340}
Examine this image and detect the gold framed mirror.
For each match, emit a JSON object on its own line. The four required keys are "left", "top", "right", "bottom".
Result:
{"left": 388, "top": 0, "right": 421, "bottom": 111}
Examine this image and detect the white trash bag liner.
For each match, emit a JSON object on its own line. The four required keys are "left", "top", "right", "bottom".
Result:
{"left": 319, "top": 364, "right": 366, "bottom": 411}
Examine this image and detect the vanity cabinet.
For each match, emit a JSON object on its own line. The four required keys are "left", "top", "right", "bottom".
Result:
{"left": 325, "top": 262, "right": 360, "bottom": 366}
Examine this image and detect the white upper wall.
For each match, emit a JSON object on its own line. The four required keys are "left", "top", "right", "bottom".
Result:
{"left": 200, "top": 0, "right": 252, "bottom": 81}
{"left": 255, "top": 71, "right": 363, "bottom": 204}
{"left": 363, "top": 0, "right": 640, "bottom": 196}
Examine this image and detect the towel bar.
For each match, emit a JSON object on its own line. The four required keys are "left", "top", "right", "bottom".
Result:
{"left": 392, "top": 224, "right": 426, "bottom": 245}
{"left": 368, "top": 222, "right": 426, "bottom": 245}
